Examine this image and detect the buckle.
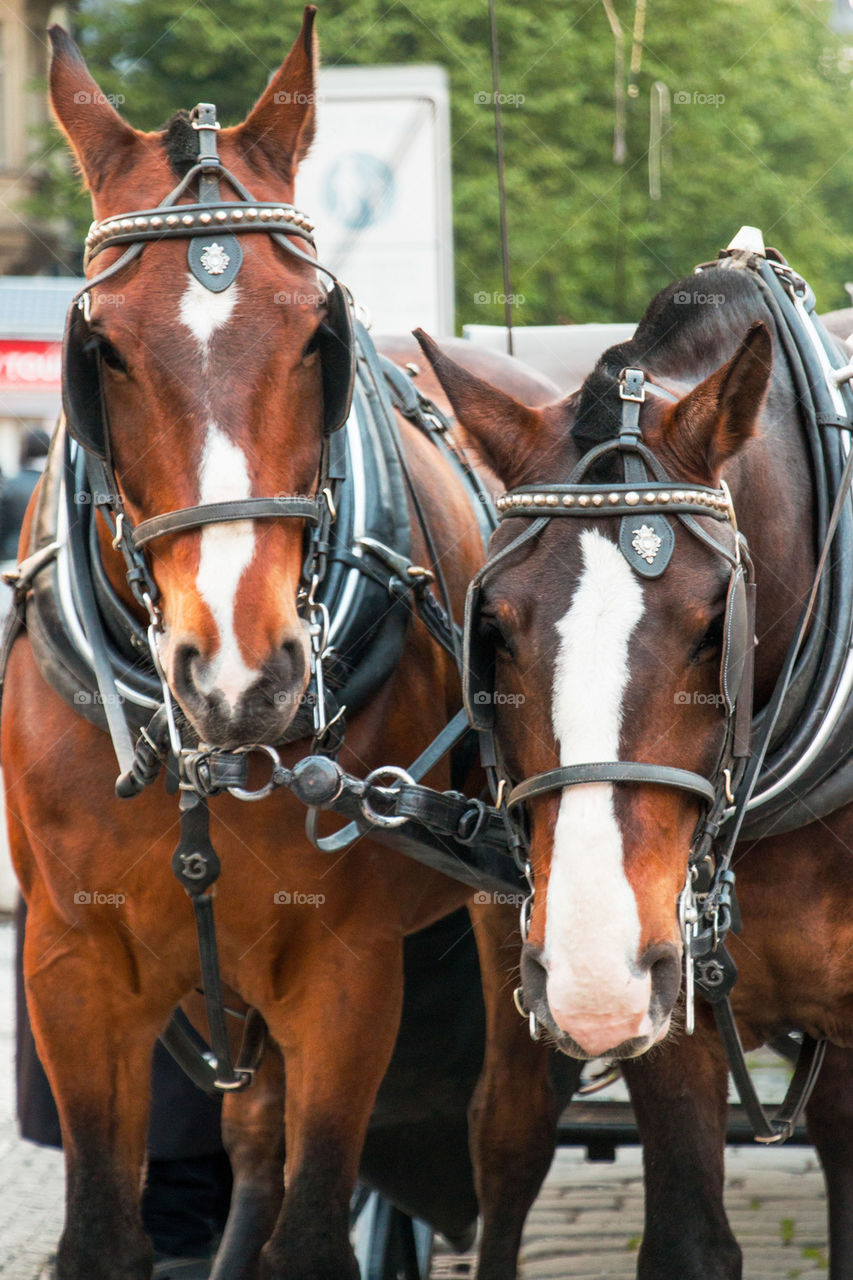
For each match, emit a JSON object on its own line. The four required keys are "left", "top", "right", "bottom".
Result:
{"left": 618, "top": 367, "right": 646, "bottom": 402}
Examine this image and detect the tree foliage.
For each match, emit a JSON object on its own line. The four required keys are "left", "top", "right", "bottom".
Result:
{"left": 28, "top": 0, "right": 853, "bottom": 325}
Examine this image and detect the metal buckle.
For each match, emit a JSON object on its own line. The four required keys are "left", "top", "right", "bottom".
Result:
{"left": 618, "top": 367, "right": 646, "bottom": 403}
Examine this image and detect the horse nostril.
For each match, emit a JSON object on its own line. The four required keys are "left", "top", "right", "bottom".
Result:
{"left": 279, "top": 637, "right": 306, "bottom": 686}
{"left": 520, "top": 943, "right": 548, "bottom": 1008}
{"left": 641, "top": 942, "right": 682, "bottom": 1013}
{"left": 172, "top": 643, "right": 201, "bottom": 698}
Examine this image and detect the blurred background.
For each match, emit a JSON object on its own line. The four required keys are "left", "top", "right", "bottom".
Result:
{"left": 2, "top": 0, "right": 853, "bottom": 462}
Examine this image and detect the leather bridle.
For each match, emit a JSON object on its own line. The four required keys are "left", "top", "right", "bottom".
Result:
{"left": 64, "top": 100, "right": 353, "bottom": 604}
{"left": 464, "top": 367, "right": 757, "bottom": 1015}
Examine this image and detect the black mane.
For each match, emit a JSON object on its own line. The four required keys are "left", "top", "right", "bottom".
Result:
{"left": 162, "top": 110, "right": 199, "bottom": 177}
{"left": 572, "top": 266, "right": 772, "bottom": 456}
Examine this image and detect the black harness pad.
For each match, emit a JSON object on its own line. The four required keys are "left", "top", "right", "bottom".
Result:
{"left": 62, "top": 307, "right": 107, "bottom": 460}
{"left": 320, "top": 281, "right": 356, "bottom": 434}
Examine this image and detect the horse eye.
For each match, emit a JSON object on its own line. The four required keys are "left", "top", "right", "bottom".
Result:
{"left": 691, "top": 613, "right": 724, "bottom": 663}
{"left": 84, "top": 334, "right": 127, "bottom": 374}
{"left": 480, "top": 615, "right": 515, "bottom": 659}
{"left": 302, "top": 327, "right": 324, "bottom": 360}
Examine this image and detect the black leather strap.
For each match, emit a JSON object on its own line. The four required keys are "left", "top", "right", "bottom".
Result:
{"left": 712, "top": 997, "right": 826, "bottom": 1143}
{"left": 159, "top": 1006, "right": 267, "bottom": 1099}
{"left": 130, "top": 496, "right": 321, "bottom": 548}
{"left": 508, "top": 761, "right": 717, "bottom": 809}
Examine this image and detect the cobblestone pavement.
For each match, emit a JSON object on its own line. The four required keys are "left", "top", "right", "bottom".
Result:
{"left": 0, "top": 919, "right": 831, "bottom": 1278}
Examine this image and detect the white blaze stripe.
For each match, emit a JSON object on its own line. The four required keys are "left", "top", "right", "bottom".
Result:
{"left": 545, "top": 529, "right": 646, "bottom": 1025}
{"left": 194, "top": 423, "right": 258, "bottom": 709}
{"left": 179, "top": 275, "right": 239, "bottom": 352}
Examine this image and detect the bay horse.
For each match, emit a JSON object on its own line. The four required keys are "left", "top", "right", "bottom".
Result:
{"left": 4, "top": 12, "right": 573, "bottom": 1278}
{"left": 417, "top": 250, "right": 853, "bottom": 1278}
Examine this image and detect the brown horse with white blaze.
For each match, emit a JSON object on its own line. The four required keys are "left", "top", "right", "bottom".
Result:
{"left": 418, "top": 258, "right": 853, "bottom": 1276}
{"left": 4, "top": 13, "right": 570, "bottom": 1279}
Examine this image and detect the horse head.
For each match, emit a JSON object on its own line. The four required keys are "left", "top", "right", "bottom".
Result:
{"left": 417, "top": 290, "right": 776, "bottom": 1060}
{"left": 49, "top": 7, "right": 346, "bottom": 748}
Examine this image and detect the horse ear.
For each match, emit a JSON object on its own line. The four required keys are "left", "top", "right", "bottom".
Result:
{"left": 413, "top": 329, "right": 546, "bottom": 486}
{"left": 658, "top": 322, "right": 772, "bottom": 481}
{"left": 48, "top": 25, "right": 139, "bottom": 193}
{"left": 234, "top": 5, "right": 318, "bottom": 182}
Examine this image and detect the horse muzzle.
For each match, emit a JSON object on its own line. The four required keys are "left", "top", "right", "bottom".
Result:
{"left": 168, "top": 626, "right": 310, "bottom": 748}
{"left": 519, "top": 940, "right": 680, "bottom": 1060}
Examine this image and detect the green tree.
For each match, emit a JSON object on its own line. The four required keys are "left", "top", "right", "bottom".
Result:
{"left": 27, "top": 0, "right": 853, "bottom": 324}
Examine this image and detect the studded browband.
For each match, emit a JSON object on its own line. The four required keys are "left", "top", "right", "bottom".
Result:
{"left": 85, "top": 200, "right": 315, "bottom": 264}
{"left": 496, "top": 483, "right": 732, "bottom": 520}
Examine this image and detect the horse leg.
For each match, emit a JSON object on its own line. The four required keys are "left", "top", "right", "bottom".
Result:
{"left": 805, "top": 1040, "right": 853, "bottom": 1278}
{"left": 23, "top": 896, "right": 178, "bottom": 1279}
{"left": 256, "top": 934, "right": 404, "bottom": 1280}
{"left": 469, "top": 904, "right": 581, "bottom": 1280}
{"left": 211, "top": 1040, "right": 286, "bottom": 1280}
{"left": 621, "top": 1016, "right": 741, "bottom": 1280}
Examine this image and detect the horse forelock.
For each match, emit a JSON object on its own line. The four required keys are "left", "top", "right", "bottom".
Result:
{"left": 162, "top": 110, "right": 199, "bottom": 177}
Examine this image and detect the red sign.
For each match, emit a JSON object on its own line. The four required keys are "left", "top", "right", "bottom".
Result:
{"left": 0, "top": 340, "right": 62, "bottom": 391}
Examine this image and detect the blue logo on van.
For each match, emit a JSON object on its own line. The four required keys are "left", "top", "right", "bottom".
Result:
{"left": 324, "top": 154, "right": 395, "bottom": 230}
